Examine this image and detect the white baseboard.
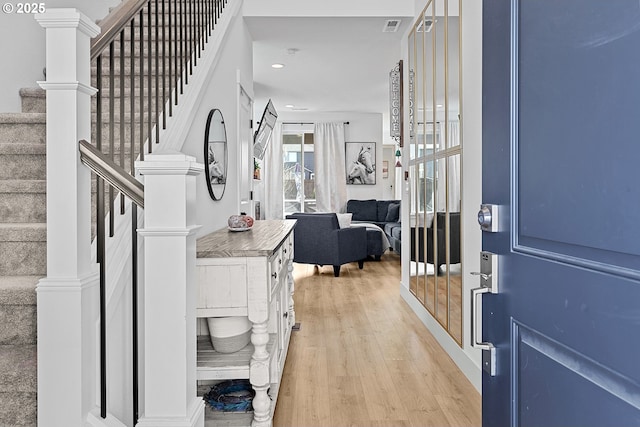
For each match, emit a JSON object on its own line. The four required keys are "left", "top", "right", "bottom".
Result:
{"left": 399, "top": 283, "right": 482, "bottom": 393}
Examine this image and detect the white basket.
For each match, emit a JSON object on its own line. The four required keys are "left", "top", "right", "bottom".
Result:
{"left": 207, "top": 316, "right": 252, "bottom": 353}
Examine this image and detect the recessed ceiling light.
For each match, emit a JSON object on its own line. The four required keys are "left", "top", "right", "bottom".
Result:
{"left": 285, "top": 104, "right": 295, "bottom": 108}
{"left": 436, "top": 104, "right": 444, "bottom": 108}
{"left": 271, "top": 63, "right": 285, "bottom": 69}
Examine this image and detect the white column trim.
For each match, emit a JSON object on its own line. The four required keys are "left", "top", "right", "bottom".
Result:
{"left": 137, "top": 152, "right": 204, "bottom": 427}
{"left": 38, "top": 81, "right": 98, "bottom": 95}
{"left": 36, "top": 8, "right": 102, "bottom": 425}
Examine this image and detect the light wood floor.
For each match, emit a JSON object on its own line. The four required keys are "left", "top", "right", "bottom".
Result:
{"left": 273, "top": 253, "right": 481, "bottom": 427}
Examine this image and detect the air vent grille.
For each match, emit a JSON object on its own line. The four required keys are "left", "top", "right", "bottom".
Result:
{"left": 416, "top": 19, "right": 435, "bottom": 33}
{"left": 383, "top": 19, "right": 401, "bottom": 33}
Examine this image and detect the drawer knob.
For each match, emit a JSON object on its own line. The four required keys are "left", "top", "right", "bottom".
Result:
{"left": 272, "top": 272, "right": 277, "bottom": 279}
{"left": 283, "top": 248, "right": 287, "bottom": 254}
{"left": 279, "top": 259, "right": 282, "bottom": 265}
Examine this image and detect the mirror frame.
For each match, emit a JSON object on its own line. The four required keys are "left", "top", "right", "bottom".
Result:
{"left": 204, "top": 109, "right": 228, "bottom": 201}
{"left": 406, "top": 0, "right": 463, "bottom": 347}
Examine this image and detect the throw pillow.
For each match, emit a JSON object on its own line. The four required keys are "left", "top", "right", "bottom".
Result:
{"left": 385, "top": 203, "right": 400, "bottom": 222}
{"left": 336, "top": 213, "right": 353, "bottom": 229}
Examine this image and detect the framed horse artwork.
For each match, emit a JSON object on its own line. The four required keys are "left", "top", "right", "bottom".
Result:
{"left": 345, "top": 142, "right": 376, "bottom": 185}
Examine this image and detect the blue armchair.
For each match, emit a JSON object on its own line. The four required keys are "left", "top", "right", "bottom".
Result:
{"left": 285, "top": 213, "right": 367, "bottom": 277}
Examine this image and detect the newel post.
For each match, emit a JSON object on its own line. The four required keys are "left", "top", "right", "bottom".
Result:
{"left": 35, "top": 9, "right": 101, "bottom": 426}
{"left": 136, "top": 152, "right": 205, "bottom": 427}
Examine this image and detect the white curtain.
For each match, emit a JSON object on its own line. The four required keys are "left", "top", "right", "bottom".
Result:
{"left": 436, "top": 121, "right": 461, "bottom": 212}
{"left": 314, "top": 122, "right": 347, "bottom": 212}
{"left": 264, "top": 122, "right": 283, "bottom": 219}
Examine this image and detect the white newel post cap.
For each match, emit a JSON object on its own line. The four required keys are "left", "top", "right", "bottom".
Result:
{"left": 136, "top": 151, "right": 204, "bottom": 229}
{"left": 35, "top": 8, "right": 100, "bottom": 34}
{"left": 35, "top": 9, "right": 100, "bottom": 84}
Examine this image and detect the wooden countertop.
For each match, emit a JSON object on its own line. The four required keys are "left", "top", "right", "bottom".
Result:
{"left": 196, "top": 219, "right": 296, "bottom": 259}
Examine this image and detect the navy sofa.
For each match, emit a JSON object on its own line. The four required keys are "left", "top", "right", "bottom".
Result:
{"left": 285, "top": 212, "right": 367, "bottom": 277}
{"left": 346, "top": 199, "right": 401, "bottom": 256}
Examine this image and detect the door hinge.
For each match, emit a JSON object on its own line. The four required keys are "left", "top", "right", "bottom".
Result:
{"left": 250, "top": 119, "right": 253, "bottom": 128}
{"left": 250, "top": 191, "right": 253, "bottom": 201}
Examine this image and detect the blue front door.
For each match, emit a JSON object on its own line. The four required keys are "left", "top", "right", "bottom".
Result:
{"left": 482, "top": 1, "right": 640, "bottom": 426}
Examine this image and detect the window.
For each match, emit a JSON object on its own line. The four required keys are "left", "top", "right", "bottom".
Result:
{"left": 283, "top": 131, "right": 315, "bottom": 215}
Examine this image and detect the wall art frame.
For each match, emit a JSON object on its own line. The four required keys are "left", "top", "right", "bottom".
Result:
{"left": 345, "top": 142, "right": 376, "bottom": 185}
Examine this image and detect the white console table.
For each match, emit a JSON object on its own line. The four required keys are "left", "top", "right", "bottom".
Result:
{"left": 196, "top": 220, "right": 296, "bottom": 427}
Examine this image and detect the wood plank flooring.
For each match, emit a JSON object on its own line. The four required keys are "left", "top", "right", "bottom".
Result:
{"left": 273, "top": 253, "right": 481, "bottom": 427}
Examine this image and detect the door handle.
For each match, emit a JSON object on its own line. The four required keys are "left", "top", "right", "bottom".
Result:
{"left": 470, "top": 251, "right": 499, "bottom": 376}
{"left": 471, "top": 285, "right": 496, "bottom": 376}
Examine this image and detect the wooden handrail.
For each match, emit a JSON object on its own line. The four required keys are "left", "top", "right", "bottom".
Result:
{"left": 91, "top": 0, "right": 147, "bottom": 59}
{"left": 79, "top": 139, "right": 145, "bottom": 208}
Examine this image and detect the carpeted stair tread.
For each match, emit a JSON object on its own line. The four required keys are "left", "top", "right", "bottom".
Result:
{"left": 0, "top": 277, "right": 38, "bottom": 347}
{"left": 0, "top": 144, "right": 46, "bottom": 180}
{"left": 0, "top": 113, "right": 46, "bottom": 124}
{"left": 0, "top": 276, "right": 39, "bottom": 306}
{"left": 0, "top": 391, "right": 36, "bottom": 426}
{"left": 0, "top": 114, "right": 46, "bottom": 145}
{"left": 0, "top": 345, "right": 37, "bottom": 392}
{"left": 0, "top": 143, "right": 46, "bottom": 155}
{"left": 0, "top": 224, "right": 46, "bottom": 242}
{"left": 0, "top": 180, "right": 46, "bottom": 194}
{"left": 20, "top": 88, "right": 46, "bottom": 114}
{"left": 18, "top": 88, "right": 45, "bottom": 98}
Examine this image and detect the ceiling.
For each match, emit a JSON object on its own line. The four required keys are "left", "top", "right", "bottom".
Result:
{"left": 245, "top": 16, "right": 412, "bottom": 118}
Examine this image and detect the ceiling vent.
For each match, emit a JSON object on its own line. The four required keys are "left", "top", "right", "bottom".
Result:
{"left": 416, "top": 19, "right": 435, "bottom": 32}
{"left": 383, "top": 19, "right": 401, "bottom": 33}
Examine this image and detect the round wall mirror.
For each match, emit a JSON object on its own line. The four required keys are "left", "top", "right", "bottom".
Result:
{"left": 204, "top": 109, "right": 227, "bottom": 201}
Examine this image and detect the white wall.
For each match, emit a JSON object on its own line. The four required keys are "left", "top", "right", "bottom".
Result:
{"left": 180, "top": 9, "right": 254, "bottom": 238}
{"left": 381, "top": 146, "right": 397, "bottom": 200}
{"left": 244, "top": 0, "right": 413, "bottom": 18}
{"left": 460, "top": 0, "right": 483, "bottom": 392}
{"left": 399, "top": 0, "right": 483, "bottom": 393}
{"left": 414, "top": 0, "right": 460, "bottom": 17}
{"left": 0, "top": 0, "right": 120, "bottom": 112}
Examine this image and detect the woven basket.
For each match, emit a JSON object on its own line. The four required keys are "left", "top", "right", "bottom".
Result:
{"left": 207, "top": 316, "right": 252, "bottom": 353}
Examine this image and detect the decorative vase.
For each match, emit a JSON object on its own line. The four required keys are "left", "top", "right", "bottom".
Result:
{"left": 228, "top": 213, "right": 254, "bottom": 229}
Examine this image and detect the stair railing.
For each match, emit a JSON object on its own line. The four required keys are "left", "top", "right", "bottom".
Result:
{"left": 85, "top": 0, "right": 229, "bottom": 423}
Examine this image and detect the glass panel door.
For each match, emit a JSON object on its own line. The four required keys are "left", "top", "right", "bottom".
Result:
{"left": 283, "top": 132, "right": 315, "bottom": 215}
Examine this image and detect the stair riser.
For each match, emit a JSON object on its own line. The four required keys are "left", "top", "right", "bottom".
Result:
{"left": 0, "top": 243, "right": 46, "bottom": 276}
{"left": 0, "top": 123, "right": 46, "bottom": 145}
{"left": 0, "top": 392, "right": 36, "bottom": 426}
{"left": 0, "top": 345, "right": 37, "bottom": 393}
{"left": 108, "top": 40, "right": 195, "bottom": 57}
{"left": 93, "top": 95, "right": 169, "bottom": 115}
{"left": 21, "top": 96, "right": 45, "bottom": 114}
{"left": 92, "top": 124, "right": 155, "bottom": 149}
{"left": 0, "top": 154, "right": 46, "bottom": 180}
{"left": 93, "top": 65, "right": 191, "bottom": 84}
{"left": 92, "top": 73, "right": 185, "bottom": 90}
{"left": 0, "top": 306, "right": 36, "bottom": 345}
{"left": 0, "top": 193, "right": 46, "bottom": 223}
{"left": 1, "top": 149, "right": 136, "bottom": 180}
